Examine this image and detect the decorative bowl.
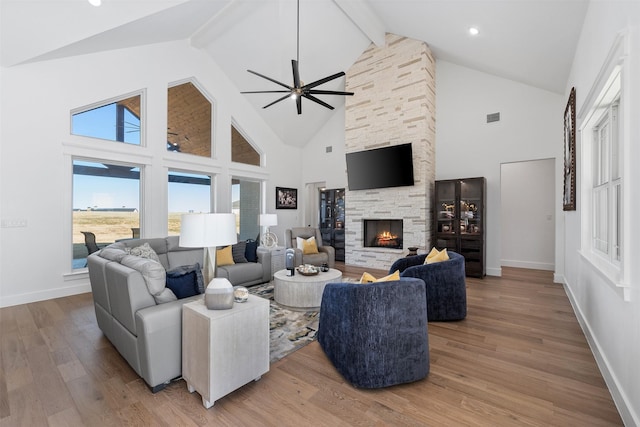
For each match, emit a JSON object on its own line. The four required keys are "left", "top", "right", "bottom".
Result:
{"left": 297, "top": 265, "right": 319, "bottom": 276}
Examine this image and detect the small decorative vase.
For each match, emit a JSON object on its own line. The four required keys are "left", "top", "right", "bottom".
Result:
{"left": 204, "top": 278, "right": 234, "bottom": 310}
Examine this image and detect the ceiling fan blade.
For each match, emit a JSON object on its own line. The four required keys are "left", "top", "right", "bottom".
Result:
{"left": 263, "top": 94, "right": 292, "bottom": 109}
{"left": 247, "top": 70, "right": 292, "bottom": 90}
{"left": 302, "top": 93, "right": 335, "bottom": 110}
{"left": 296, "top": 95, "right": 302, "bottom": 115}
{"left": 292, "top": 60, "right": 301, "bottom": 88}
{"left": 241, "top": 90, "right": 291, "bottom": 94}
{"left": 302, "top": 71, "right": 346, "bottom": 90}
{"left": 307, "top": 89, "right": 354, "bottom": 96}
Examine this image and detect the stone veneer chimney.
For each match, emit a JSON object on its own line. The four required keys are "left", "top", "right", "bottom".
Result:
{"left": 344, "top": 33, "right": 436, "bottom": 269}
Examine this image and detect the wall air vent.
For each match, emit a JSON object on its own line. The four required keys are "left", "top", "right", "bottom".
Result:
{"left": 326, "top": 146, "right": 333, "bottom": 153}
{"left": 487, "top": 112, "right": 500, "bottom": 123}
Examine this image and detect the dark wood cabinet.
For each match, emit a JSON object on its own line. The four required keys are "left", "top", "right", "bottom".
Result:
{"left": 433, "top": 177, "right": 486, "bottom": 277}
{"left": 319, "top": 189, "right": 345, "bottom": 262}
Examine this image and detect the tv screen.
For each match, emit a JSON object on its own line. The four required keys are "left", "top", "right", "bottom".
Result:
{"left": 346, "top": 143, "right": 415, "bottom": 191}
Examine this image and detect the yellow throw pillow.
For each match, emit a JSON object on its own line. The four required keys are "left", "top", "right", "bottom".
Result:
{"left": 425, "top": 247, "right": 449, "bottom": 264}
{"left": 425, "top": 247, "right": 439, "bottom": 262}
{"left": 297, "top": 236, "right": 319, "bottom": 255}
{"left": 216, "top": 245, "right": 235, "bottom": 266}
{"left": 359, "top": 270, "right": 400, "bottom": 284}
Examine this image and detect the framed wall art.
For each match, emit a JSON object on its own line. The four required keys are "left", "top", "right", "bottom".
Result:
{"left": 276, "top": 187, "right": 297, "bottom": 209}
{"left": 563, "top": 87, "right": 576, "bottom": 211}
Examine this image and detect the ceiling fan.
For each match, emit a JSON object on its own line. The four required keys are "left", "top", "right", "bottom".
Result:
{"left": 241, "top": 0, "right": 354, "bottom": 115}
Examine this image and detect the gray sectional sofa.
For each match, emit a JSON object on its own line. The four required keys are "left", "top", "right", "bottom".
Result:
{"left": 87, "top": 236, "right": 271, "bottom": 392}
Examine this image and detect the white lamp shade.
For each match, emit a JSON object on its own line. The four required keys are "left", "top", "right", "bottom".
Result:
{"left": 259, "top": 214, "right": 278, "bottom": 227}
{"left": 179, "top": 213, "right": 237, "bottom": 248}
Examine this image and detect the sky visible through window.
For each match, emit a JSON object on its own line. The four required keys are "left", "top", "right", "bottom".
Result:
{"left": 72, "top": 103, "right": 140, "bottom": 144}
{"left": 71, "top": 100, "right": 239, "bottom": 214}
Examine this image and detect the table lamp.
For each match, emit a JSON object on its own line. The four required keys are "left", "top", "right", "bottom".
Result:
{"left": 259, "top": 213, "right": 278, "bottom": 248}
{"left": 179, "top": 213, "right": 237, "bottom": 309}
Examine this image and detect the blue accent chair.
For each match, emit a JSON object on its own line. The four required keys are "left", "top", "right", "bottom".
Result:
{"left": 389, "top": 251, "right": 467, "bottom": 321}
{"left": 317, "top": 277, "right": 430, "bottom": 388}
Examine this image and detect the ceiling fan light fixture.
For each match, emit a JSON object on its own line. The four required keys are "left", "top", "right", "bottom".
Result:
{"left": 240, "top": 0, "right": 353, "bottom": 115}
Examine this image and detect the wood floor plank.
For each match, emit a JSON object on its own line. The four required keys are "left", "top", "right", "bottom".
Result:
{"left": 0, "top": 265, "right": 623, "bottom": 426}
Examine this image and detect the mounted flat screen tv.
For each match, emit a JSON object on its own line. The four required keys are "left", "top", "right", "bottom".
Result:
{"left": 346, "top": 143, "right": 415, "bottom": 191}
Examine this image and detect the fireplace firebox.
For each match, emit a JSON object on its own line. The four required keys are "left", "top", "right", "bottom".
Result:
{"left": 363, "top": 219, "right": 403, "bottom": 249}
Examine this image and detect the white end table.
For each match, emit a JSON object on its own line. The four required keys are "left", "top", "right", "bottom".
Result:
{"left": 273, "top": 268, "right": 342, "bottom": 309}
{"left": 182, "top": 295, "right": 269, "bottom": 408}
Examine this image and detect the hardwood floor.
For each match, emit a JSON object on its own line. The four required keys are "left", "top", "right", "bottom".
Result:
{"left": 0, "top": 266, "right": 622, "bottom": 426}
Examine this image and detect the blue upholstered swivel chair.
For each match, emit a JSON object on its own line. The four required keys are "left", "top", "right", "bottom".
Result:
{"left": 317, "top": 277, "right": 430, "bottom": 389}
{"left": 389, "top": 251, "right": 467, "bottom": 321}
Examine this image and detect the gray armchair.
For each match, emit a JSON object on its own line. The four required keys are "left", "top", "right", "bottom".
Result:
{"left": 285, "top": 227, "right": 335, "bottom": 268}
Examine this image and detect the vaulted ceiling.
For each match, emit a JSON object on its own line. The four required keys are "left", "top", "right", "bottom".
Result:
{"left": 0, "top": 0, "right": 589, "bottom": 147}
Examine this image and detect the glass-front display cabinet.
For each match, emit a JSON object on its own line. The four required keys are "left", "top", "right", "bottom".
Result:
{"left": 433, "top": 177, "right": 486, "bottom": 277}
{"left": 319, "top": 188, "right": 345, "bottom": 262}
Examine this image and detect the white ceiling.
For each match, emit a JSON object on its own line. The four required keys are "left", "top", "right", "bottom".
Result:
{"left": 0, "top": 0, "right": 589, "bottom": 147}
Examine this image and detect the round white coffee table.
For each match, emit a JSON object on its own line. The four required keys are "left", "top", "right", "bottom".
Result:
{"left": 273, "top": 268, "right": 343, "bottom": 310}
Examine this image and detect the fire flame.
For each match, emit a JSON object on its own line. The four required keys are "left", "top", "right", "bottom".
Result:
{"left": 377, "top": 231, "right": 397, "bottom": 241}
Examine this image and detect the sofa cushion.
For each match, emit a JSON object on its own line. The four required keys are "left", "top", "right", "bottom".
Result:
{"left": 245, "top": 239, "right": 258, "bottom": 262}
{"left": 166, "top": 263, "right": 205, "bottom": 294}
{"left": 359, "top": 270, "right": 400, "bottom": 284}
{"left": 232, "top": 241, "right": 248, "bottom": 263}
{"left": 425, "top": 247, "right": 449, "bottom": 264}
{"left": 100, "top": 246, "right": 128, "bottom": 263}
{"left": 119, "top": 255, "right": 177, "bottom": 304}
{"left": 216, "top": 245, "right": 235, "bottom": 266}
{"left": 126, "top": 242, "right": 161, "bottom": 263}
{"left": 297, "top": 236, "right": 319, "bottom": 254}
{"left": 217, "top": 263, "right": 263, "bottom": 285}
{"left": 166, "top": 248, "right": 203, "bottom": 271}
{"left": 166, "top": 264, "right": 203, "bottom": 299}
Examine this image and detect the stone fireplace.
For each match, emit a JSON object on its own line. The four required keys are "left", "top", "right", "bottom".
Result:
{"left": 344, "top": 33, "right": 436, "bottom": 268}
{"left": 363, "top": 219, "right": 403, "bottom": 249}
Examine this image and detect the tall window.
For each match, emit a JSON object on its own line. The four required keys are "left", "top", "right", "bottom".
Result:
{"left": 168, "top": 170, "right": 212, "bottom": 235}
{"left": 71, "top": 94, "right": 142, "bottom": 144}
{"left": 232, "top": 178, "right": 261, "bottom": 240}
{"left": 579, "top": 31, "right": 629, "bottom": 296}
{"left": 167, "top": 82, "right": 212, "bottom": 156}
{"left": 72, "top": 160, "right": 140, "bottom": 269}
{"left": 592, "top": 98, "right": 621, "bottom": 260}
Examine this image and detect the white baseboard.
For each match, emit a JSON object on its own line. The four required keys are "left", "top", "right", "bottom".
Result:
{"left": 562, "top": 280, "right": 639, "bottom": 426}
{"left": 501, "top": 259, "right": 554, "bottom": 271}
{"left": 486, "top": 266, "right": 502, "bottom": 277}
{"left": 0, "top": 283, "right": 91, "bottom": 308}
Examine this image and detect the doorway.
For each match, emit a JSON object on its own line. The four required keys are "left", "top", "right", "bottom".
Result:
{"left": 500, "top": 158, "right": 555, "bottom": 270}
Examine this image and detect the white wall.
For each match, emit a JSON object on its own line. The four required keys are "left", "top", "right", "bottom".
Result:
{"left": 435, "top": 60, "right": 564, "bottom": 277}
{"left": 302, "top": 104, "right": 348, "bottom": 191}
{"left": 563, "top": 1, "right": 640, "bottom": 424}
{"left": 0, "top": 40, "right": 302, "bottom": 307}
{"left": 298, "top": 103, "right": 348, "bottom": 236}
{"left": 500, "top": 158, "right": 555, "bottom": 270}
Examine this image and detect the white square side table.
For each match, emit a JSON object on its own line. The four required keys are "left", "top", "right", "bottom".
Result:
{"left": 182, "top": 294, "right": 269, "bottom": 408}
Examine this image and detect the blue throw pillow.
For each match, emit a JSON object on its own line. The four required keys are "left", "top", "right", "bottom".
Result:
{"left": 245, "top": 239, "right": 258, "bottom": 263}
{"left": 166, "top": 263, "right": 204, "bottom": 299}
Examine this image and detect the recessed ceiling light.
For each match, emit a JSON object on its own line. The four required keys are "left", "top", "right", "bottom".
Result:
{"left": 88, "top": 0, "right": 102, "bottom": 6}
{"left": 469, "top": 27, "right": 479, "bottom": 36}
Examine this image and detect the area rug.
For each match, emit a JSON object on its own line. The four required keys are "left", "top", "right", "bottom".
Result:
{"left": 249, "top": 282, "right": 319, "bottom": 363}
